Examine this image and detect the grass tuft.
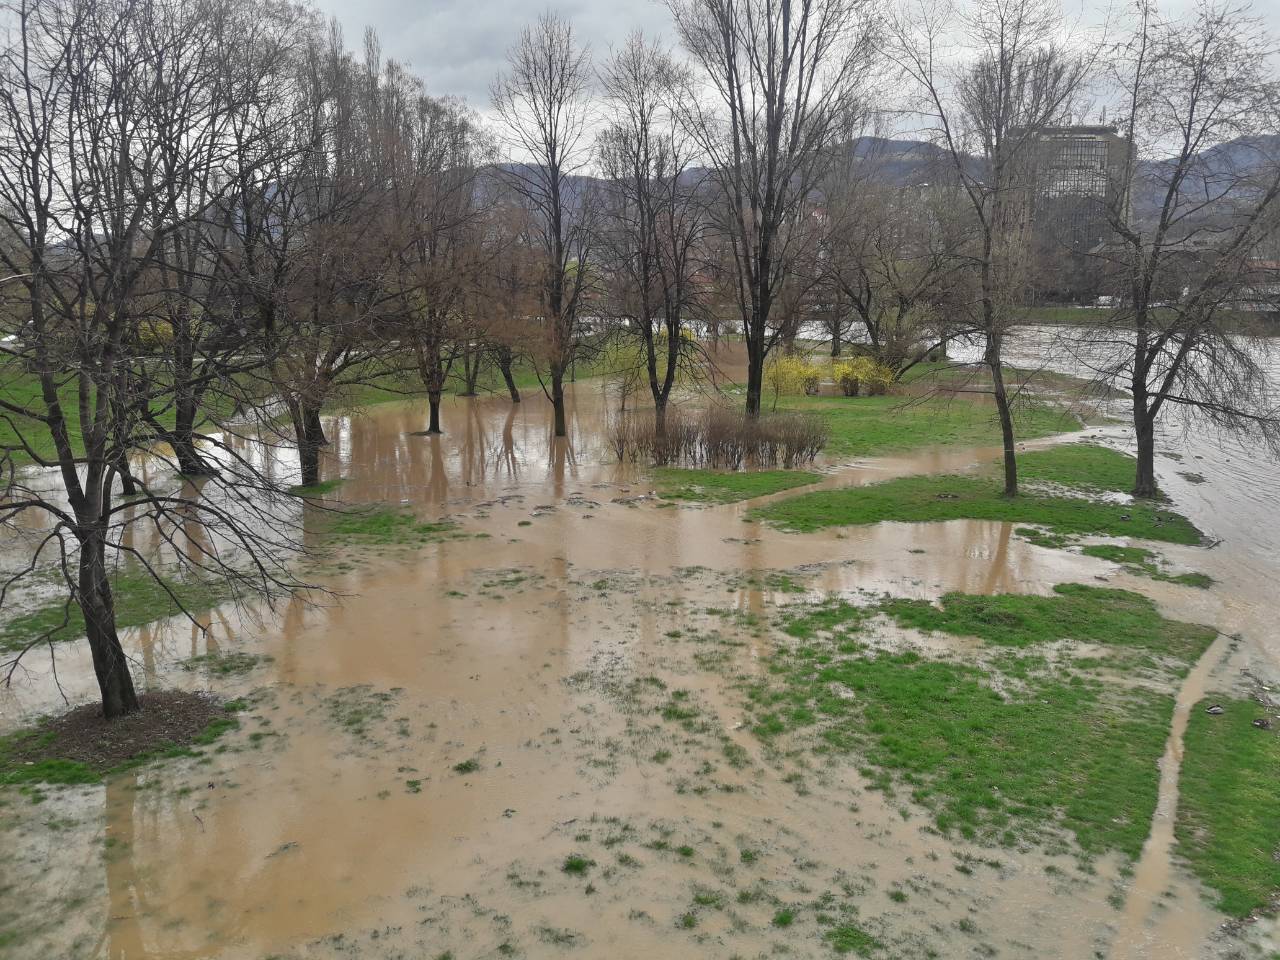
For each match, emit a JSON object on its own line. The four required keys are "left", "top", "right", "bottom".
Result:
{"left": 653, "top": 467, "right": 822, "bottom": 504}
{"left": 1177, "top": 697, "right": 1280, "bottom": 917}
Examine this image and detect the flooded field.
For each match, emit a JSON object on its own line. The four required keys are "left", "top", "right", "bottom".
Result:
{"left": 2, "top": 378, "right": 1278, "bottom": 959}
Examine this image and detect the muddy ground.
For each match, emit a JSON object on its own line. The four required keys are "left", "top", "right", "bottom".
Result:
{"left": 1, "top": 380, "right": 1278, "bottom": 959}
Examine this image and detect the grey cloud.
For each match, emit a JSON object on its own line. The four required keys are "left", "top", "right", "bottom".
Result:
{"left": 311, "top": 0, "right": 675, "bottom": 107}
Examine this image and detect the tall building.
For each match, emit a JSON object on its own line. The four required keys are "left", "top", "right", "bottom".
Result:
{"left": 1027, "top": 126, "right": 1132, "bottom": 301}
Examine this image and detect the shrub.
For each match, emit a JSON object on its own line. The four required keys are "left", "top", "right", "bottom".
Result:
{"left": 611, "top": 405, "right": 827, "bottom": 469}
{"left": 831, "top": 356, "right": 893, "bottom": 397}
{"left": 766, "top": 355, "right": 823, "bottom": 402}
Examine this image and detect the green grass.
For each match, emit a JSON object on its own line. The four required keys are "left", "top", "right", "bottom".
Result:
{"left": 320, "top": 505, "right": 469, "bottom": 546}
{"left": 0, "top": 369, "right": 84, "bottom": 464}
{"left": 776, "top": 393, "right": 1079, "bottom": 460}
{"left": 1177, "top": 698, "right": 1280, "bottom": 917}
{"left": 881, "top": 584, "right": 1216, "bottom": 662}
{"left": 289, "top": 478, "right": 346, "bottom": 497}
{"left": 751, "top": 445, "right": 1201, "bottom": 545}
{"left": 652, "top": 467, "right": 822, "bottom": 504}
{"left": 0, "top": 366, "right": 242, "bottom": 466}
{"left": 1017, "top": 443, "right": 1138, "bottom": 491}
{"left": 0, "top": 569, "right": 231, "bottom": 653}
{"left": 750, "top": 587, "right": 1216, "bottom": 858}
{"left": 826, "top": 923, "right": 881, "bottom": 955}
{"left": 561, "top": 854, "right": 594, "bottom": 876}
{"left": 1080, "top": 545, "right": 1213, "bottom": 589}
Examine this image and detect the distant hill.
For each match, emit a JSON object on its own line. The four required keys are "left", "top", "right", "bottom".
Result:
{"left": 476, "top": 134, "right": 1277, "bottom": 216}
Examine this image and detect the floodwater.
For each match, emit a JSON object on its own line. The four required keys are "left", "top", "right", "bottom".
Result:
{"left": 1, "top": 371, "right": 1278, "bottom": 959}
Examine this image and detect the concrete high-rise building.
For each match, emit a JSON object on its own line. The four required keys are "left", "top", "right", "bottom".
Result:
{"left": 1026, "top": 125, "right": 1132, "bottom": 300}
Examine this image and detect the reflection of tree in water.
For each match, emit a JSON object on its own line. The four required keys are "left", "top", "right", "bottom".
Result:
{"left": 425, "top": 434, "right": 449, "bottom": 506}
{"left": 457, "top": 399, "right": 488, "bottom": 486}
{"left": 981, "top": 523, "right": 1015, "bottom": 596}
{"left": 497, "top": 405, "right": 519, "bottom": 479}
{"left": 101, "top": 772, "right": 146, "bottom": 960}
{"left": 101, "top": 772, "right": 210, "bottom": 960}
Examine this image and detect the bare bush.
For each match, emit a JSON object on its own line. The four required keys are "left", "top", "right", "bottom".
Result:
{"left": 612, "top": 406, "right": 827, "bottom": 469}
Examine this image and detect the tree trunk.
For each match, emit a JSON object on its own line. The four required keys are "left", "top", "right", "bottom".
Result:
{"left": 295, "top": 405, "right": 325, "bottom": 488}
{"left": 427, "top": 391, "right": 443, "bottom": 434}
{"left": 830, "top": 332, "right": 842, "bottom": 357}
{"left": 550, "top": 365, "right": 567, "bottom": 438}
{"left": 116, "top": 459, "right": 137, "bottom": 498}
{"left": 986, "top": 341, "right": 1018, "bottom": 497}
{"left": 305, "top": 407, "right": 327, "bottom": 448}
{"left": 499, "top": 355, "right": 521, "bottom": 403}
{"left": 79, "top": 528, "right": 140, "bottom": 719}
{"left": 1133, "top": 409, "right": 1158, "bottom": 499}
{"left": 173, "top": 395, "right": 214, "bottom": 476}
{"left": 654, "top": 395, "right": 668, "bottom": 438}
{"left": 460, "top": 342, "right": 481, "bottom": 396}
{"left": 1131, "top": 322, "right": 1159, "bottom": 499}
{"left": 745, "top": 336, "right": 764, "bottom": 417}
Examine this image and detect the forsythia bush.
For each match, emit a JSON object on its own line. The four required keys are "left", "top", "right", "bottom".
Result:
{"left": 766, "top": 355, "right": 823, "bottom": 399}
{"left": 831, "top": 356, "right": 893, "bottom": 397}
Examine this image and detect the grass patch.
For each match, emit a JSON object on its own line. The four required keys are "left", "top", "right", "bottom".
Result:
{"left": 777, "top": 393, "right": 1078, "bottom": 460}
{"left": 826, "top": 922, "right": 880, "bottom": 955}
{"left": 321, "top": 505, "right": 468, "bottom": 546}
{"left": 751, "top": 587, "right": 1217, "bottom": 858}
{"left": 881, "top": 583, "right": 1215, "bottom": 662}
{"left": 1080, "top": 545, "right": 1213, "bottom": 589}
{"left": 289, "top": 478, "right": 346, "bottom": 497}
{"left": 562, "top": 854, "right": 594, "bottom": 876}
{"left": 751, "top": 445, "right": 1200, "bottom": 545}
{"left": 653, "top": 467, "right": 822, "bottom": 504}
{"left": 1017, "top": 443, "right": 1138, "bottom": 491}
{"left": 1177, "top": 698, "right": 1280, "bottom": 917}
{"left": 0, "top": 569, "right": 231, "bottom": 653}
{"left": 180, "top": 651, "right": 273, "bottom": 676}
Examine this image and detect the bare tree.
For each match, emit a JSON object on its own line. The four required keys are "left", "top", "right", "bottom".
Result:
{"left": 491, "top": 12, "right": 596, "bottom": 438}
{"left": 478, "top": 194, "right": 544, "bottom": 404}
{"left": 1095, "top": 0, "right": 1280, "bottom": 497}
{"left": 597, "top": 32, "right": 706, "bottom": 432}
{"left": 138, "top": 0, "right": 302, "bottom": 479}
{"left": 0, "top": 0, "right": 308, "bottom": 717}
{"left": 891, "top": 0, "right": 1088, "bottom": 495}
{"left": 667, "top": 0, "right": 878, "bottom": 415}
{"left": 817, "top": 146, "right": 973, "bottom": 375}
{"left": 373, "top": 60, "right": 492, "bottom": 435}
{"left": 241, "top": 25, "right": 408, "bottom": 488}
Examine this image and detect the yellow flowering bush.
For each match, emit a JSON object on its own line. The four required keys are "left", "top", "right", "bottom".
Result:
{"left": 831, "top": 356, "right": 893, "bottom": 397}
{"left": 766, "top": 355, "right": 823, "bottom": 401}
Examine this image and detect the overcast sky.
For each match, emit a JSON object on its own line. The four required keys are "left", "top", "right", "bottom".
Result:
{"left": 309, "top": 0, "right": 673, "bottom": 106}
{"left": 310, "top": 0, "right": 1277, "bottom": 110}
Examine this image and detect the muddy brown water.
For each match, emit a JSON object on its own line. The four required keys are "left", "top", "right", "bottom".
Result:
{"left": 2, "top": 380, "right": 1277, "bottom": 959}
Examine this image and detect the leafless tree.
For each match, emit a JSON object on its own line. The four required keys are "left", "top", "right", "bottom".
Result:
{"left": 491, "top": 12, "right": 596, "bottom": 438}
{"left": 138, "top": 0, "right": 303, "bottom": 480}
{"left": 667, "top": 0, "right": 878, "bottom": 415}
{"left": 597, "top": 32, "right": 707, "bottom": 432}
{"left": 239, "top": 25, "right": 409, "bottom": 488}
{"left": 0, "top": 0, "right": 310, "bottom": 717}
{"left": 817, "top": 145, "right": 973, "bottom": 374}
{"left": 372, "top": 59, "right": 492, "bottom": 435}
{"left": 1092, "top": 0, "right": 1280, "bottom": 497}
{"left": 891, "top": 0, "right": 1089, "bottom": 494}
